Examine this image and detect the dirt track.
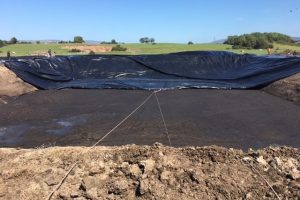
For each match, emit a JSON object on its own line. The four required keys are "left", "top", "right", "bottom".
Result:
{"left": 0, "top": 144, "right": 299, "bottom": 200}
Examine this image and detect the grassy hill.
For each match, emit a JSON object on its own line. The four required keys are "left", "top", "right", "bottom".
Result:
{"left": 1, "top": 43, "right": 300, "bottom": 57}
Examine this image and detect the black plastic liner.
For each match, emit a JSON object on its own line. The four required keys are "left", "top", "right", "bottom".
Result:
{"left": 4, "top": 51, "right": 300, "bottom": 90}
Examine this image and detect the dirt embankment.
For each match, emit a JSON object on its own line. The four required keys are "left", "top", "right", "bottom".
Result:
{"left": 263, "top": 73, "right": 300, "bottom": 104}
{"left": 0, "top": 64, "right": 36, "bottom": 100}
{"left": 62, "top": 45, "right": 113, "bottom": 53}
{"left": 0, "top": 144, "right": 299, "bottom": 200}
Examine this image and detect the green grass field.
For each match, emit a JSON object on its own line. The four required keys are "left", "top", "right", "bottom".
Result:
{"left": 1, "top": 43, "right": 300, "bottom": 57}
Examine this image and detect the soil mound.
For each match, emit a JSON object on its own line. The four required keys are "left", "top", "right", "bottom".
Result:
{"left": 263, "top": 73, "right": 300, "bottom": 104}
{"left": 0, "top": 144, "right": 299, "bottom": 199}
{"left": 0, "top": 64, "right": 36, "bottom": 99}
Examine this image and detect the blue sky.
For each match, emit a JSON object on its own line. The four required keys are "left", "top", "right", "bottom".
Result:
{"left": 1, "top": 0, "right": 299, "bottom": 43}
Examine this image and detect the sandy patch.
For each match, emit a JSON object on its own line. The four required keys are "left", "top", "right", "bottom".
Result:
{"left": 62, "top": 45, "right": 113, "bottom": 53}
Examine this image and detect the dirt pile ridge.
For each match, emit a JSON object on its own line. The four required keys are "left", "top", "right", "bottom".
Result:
{"left": 0, "top": 144, "right": 299, "bottom": 200}
{"left": 263, "top": 73, "right": 300, "bottom": 104}
{"left": 0, "top": 64, "right": 37, "bottom": 98}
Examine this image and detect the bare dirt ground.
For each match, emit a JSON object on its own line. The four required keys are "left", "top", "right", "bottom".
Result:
{"left": 263, "top": 73, "right": 300, "bottom": 104}
{"left": 0, "top": 144, "right": 299, "bottom": 200}
{"left": 62, "top": 45, "right": 113, "bottom": 53}
{"left": 0, "top": 64, "right": 36, "bottom": 100}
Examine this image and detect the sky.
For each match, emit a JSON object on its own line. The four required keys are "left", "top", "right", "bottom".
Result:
{"left": 1, "top": 0, "right": 300, "bottom": 43}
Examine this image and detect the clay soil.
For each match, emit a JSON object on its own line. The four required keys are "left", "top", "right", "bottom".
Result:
{"left": 0, "top": 144, "right": 299, "bottom": 200}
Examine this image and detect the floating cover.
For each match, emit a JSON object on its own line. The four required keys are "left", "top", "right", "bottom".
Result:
{"left": 4, "top": 51, "right": 300, "bottom": 90}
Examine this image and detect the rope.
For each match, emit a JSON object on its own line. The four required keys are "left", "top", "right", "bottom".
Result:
{"left": 85, "top": 92, "right": 155, "bottom": 152}
{"left": 46, "top": 162, "right": 78, "bottom": 200}
{"left": 244, "top": 160, "right": 281, "bottom": 200}
{"left": 46, "top": 91, "right": 154, "bottom": 200}
{"left": 154, "top": 90, "right": 172, "bottom": 146}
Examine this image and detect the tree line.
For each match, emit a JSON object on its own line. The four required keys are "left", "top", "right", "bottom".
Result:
{"left": 139, "top": 37, "right": 155, "bottom": 44}
{"left": 0, "top": 37, "right": 18, "bottom": 47}
{"left": 224, "top": 32, "right": 294, "bottom": 49}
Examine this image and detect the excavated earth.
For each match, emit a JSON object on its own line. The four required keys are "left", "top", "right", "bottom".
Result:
{"left": 0, "top": 64, "right": 300, "bottom": 199}
{"left": 0, "top": 64, "right": 36, "bottom": 99}
{"left": 0, "top": 144, "right": 300, "bottom": 200}
{"left": 263, "top": 73, "right": 300, "bottom": 104}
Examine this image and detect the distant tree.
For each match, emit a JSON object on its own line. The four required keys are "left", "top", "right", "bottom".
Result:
{"left": 111, "top": 39, "right": 117, "bottom": 44}
{"left": 139, "top": 37, "right": 150, "bottom": 44}
{"left": 36, "top": 41, "right": 40, "bottom": 44}
{"left": 140, "top": 37, "right": 155, "bottom": 44}
{"left": 188, "top": 41, "right": 194, "bottom": 45}
{"left": 0, "top": 40, "right": 3, "bottom": 47}
{"left": 224, "top": 32, "right": 292, "bottom": 49}
{"left": 139, "top": 37, "right": 145, "bottom": 43}
{"left": 149, "top": 38, "right": 155, "bottom": 44}
{"left": 9, "top": 37, "right": 18, "bottom": 44}
{"left": 73, "top": 36, "right": 84, "bottom": 43}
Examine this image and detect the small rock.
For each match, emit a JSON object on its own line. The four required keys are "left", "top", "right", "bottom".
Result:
{"left": 245, "top": 192, "right": 252, "bottom": 199}
{"left": 287, "top": 170, "right": 300, "bottom": 180}
{"left": 82, "top": 176, "right": 96, "bottom": 190}
{"left": 107, "top": 179, "right": 128, "bottom": 195}
{"left": 140, "top": 159, "right": 156, "bottom": 173}
{"left": 272, "top": 183, "right": 285, "bottom": 194}
{"left": 160, "top": 170, "right": 171, "bottom": 181}
{"left": 88, "top": 165, "right": 105, "bottom": 176}
{"left": 0, "top": 185, "right": 6, "bottom": 197}
{"left": 45, "top": 176, "right": 60, "bottom": 186}
{"left": 289, "top": 180, "right": 300, "bottom": 189}
{"left": 70, "top": 191, "right": 80, "bottom": 198}
{"left": 129, "top": 164, "right": 142, "bottom": 178}
{"left": 58, "top": 190, "right": 69, "bottom": 199}
{"left": 208, "top": 152, "right": 217, "bottom": 162}
{"left": 256, "top": 156, "right": 267, "bottom": 166}
{"left": 187, "top": 170, "right": 203, "bottom": 183}
{"left": 139, "top": 179, "right": 150, "bottom": 195}
{"left": 107, "top": 193, "right": 115, "bottom": 200}
{"left": 86, "top": 188, "right": 98, "bottom": 199}
{"left": 154, "top": 142, "right": 163, "bottom": 147}
{"left": 242, "top": 157, "right": 252, "bottom": 162}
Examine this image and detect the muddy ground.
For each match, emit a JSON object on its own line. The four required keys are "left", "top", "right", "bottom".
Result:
{"left": 1, "top": 88, "right": 300, "bottom": 149}
{"left": 0, "top": 144, "right": 299, "bottom": 200}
